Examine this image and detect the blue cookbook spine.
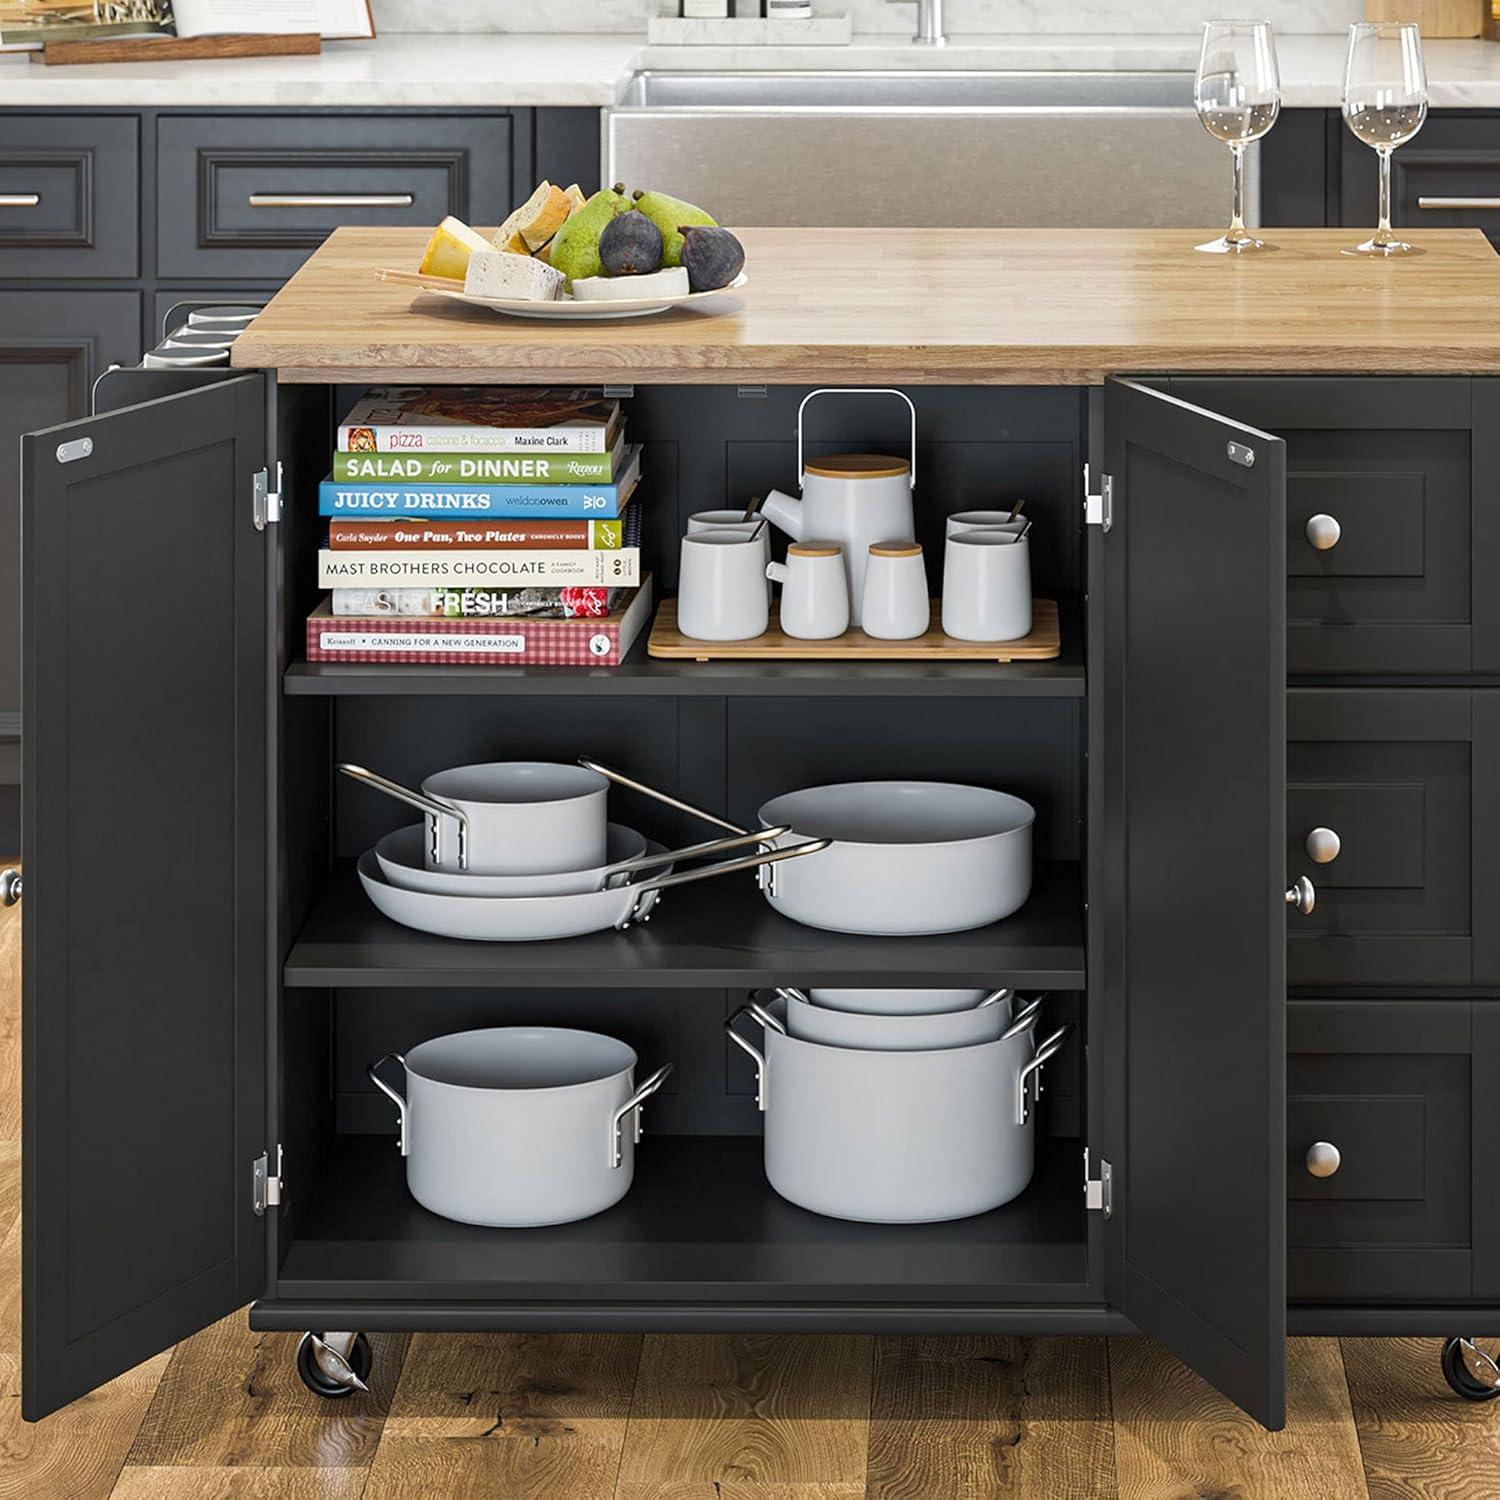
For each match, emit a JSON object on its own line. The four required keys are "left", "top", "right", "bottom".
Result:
{"left": 320, "top": 479, "right": 629, "bottom": 520}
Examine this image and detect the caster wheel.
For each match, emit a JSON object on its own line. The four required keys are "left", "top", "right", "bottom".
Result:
{"left": 296, "top": 1331, "right": 372, "bottom": 1399}
{"left": 1442, "top": 1338, "right": 1500, "bottom": 1401}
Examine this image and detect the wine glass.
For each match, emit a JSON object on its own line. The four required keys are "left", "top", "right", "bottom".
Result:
{"left": 1342, "top": 20, "right": 1428, "bottom": 256}
{"left": 1194, "top": 20, "right": 1281, "bottom": 254}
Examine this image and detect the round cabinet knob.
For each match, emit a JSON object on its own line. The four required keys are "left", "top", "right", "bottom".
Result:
{"left": 1285, "top": 875, "right": 1316, "bottom": 915}
{"left": 0, "top": 869, "right": 19, "bottom": 907}
{"left": 1305, "top": 1141, "right": 1341, "bottom": 1178}
{"left": 1305, "top": 827, "right": 1342, "bottom": 864}
{"left": 1305, "top": 513, "right": 1342, "bottom": 551}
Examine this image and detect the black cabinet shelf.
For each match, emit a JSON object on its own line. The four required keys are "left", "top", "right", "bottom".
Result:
{"left": 283, "top": 636, "right": 1085, "bottom": 698}
{"left": 274, "top": 1135, "right": 1090, "bottom": 1304}
{"left": 283, "top": 859, "right": 1086, "bottom": 990}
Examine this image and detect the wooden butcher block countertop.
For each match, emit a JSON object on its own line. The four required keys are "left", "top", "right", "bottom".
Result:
{"left": 232, "top": 225, "right": 1500, "bottom": 385}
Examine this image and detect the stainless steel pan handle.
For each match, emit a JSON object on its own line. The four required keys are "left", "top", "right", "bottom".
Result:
{"left": 725, "top": 1003, "right": 776, "bottom": 1110}
{"left": 999, "top": 996, "right": 1044, "bottom": 1043}
{"left": 367, "top": 1052, "right": 410, "bottom": 1156}
{"left": 578, "top": 757, "right": 749, "bottom": 837}
{"left": 609, "top": 1062, "right": 674, "bottom": 1168}
{"left": 338, "top": 762, "right": 471, "bottom": 870}
{"left": 602, "top": 825, "right": 793, "bottom": 885}
{"left": 775, "top": 985, "right": 811, "bottom": 1007}
{"left": 621, "top": 837, "right": 830, "bottom": 903}
{"left": 1016, "top": 1025, "right": 1070, "bottom": 1125}
{"left": 976, "top": 987, "right": 1014, "bottom": 1010}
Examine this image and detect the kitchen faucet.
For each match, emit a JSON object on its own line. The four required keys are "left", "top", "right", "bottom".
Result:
{"left": 893, "top": 0, "right": 946, "bottom": 46}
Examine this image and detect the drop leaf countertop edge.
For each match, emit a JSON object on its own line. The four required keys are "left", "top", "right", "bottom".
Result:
{"left": 230, "top": 225, "right": 1500, "bottom": 386}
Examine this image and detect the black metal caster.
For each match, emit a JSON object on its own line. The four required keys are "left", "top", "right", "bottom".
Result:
{"left": 295, "top": 1331, "right": 373, "bottom": 1399}
{"left": 1442, "top": 1338, "right": 1500, "bottom": 1401}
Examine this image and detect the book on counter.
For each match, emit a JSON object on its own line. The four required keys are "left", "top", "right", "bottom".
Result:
{"left": 336, "top": 388, "right": 624, "bottom": 454}
{"left": 329, "top": 586, "right": 625, "bottom": 618}
{"left": 319, "top": 445, "right": 642, "bottom": 520}
{"left": 332, "top": 435, "right": 627, "bottom": 485}
{"left": 318, "top": 548, "right": 641, "bottom": 589}
{"left": 325, "top": 502, "right": 641, "bottom": 553}
{"left": 306, "top": 579, "right": 654, "bottom": 667}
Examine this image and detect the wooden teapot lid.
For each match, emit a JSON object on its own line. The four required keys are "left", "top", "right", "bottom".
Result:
{"left": 788, "top": 542, "right": 841, "bottom": 557}
{"left": 804, "top": 453, "right": 911, "bottom": 480}
{"left": 869, "top": 539, "right": 922, "bottom": 558}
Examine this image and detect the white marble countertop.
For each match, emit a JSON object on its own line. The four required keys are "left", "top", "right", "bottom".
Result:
{"left": 4, "top": 29, "right": 1500, "bottom": 109}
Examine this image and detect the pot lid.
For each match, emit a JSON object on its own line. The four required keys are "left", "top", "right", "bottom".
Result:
{"left": 804, "top": 453, "right": 911, "bottom": 480}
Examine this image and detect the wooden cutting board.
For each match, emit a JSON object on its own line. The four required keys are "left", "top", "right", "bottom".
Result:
{"left": 648, "top": 597, "right": 1060, "bottom": 662}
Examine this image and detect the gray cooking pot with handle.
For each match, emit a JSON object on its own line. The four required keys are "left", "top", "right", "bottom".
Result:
{"left": 727, "top": 998, "right": 1067, "bottom": 1223}
{"left": 368, "top": 1027, "right": 672, "bottom": 1228}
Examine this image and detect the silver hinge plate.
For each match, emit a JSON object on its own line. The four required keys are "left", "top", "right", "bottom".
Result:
{"left": 736, "top": 384, "right": 768, "bottom": 399}
{"left": 252, "top": 1145, "right": 283, "bottom": 1215}
{"left": 1084, "top": 1147, "right": 1113, "bottom": 1216}
{"left": 56, "top": 436, "right": 93, "bottom": 465}
{"left": 601, "top": 384, "right": 635, "bottom": 400}
{"left": 1226, "top": 440, "right": 1256, "bottom": 469}
{"left": 252, "top": 462, "right": 283, "bottom": 531}
{"left": 1084, "top": 467, "right": 1113, "bottom": 531}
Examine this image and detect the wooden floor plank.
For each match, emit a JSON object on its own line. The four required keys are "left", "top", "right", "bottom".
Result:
{"left": 1343, "top": 1335, "right": 1500, "bottom": 1500}
{"left": 0, "top": 1214, "right": 169, "bottom": 1500}
{"left": 121, "top": 1314, "right": 406, "bottom": 1472}
{"left": 615, "top": 1333, "right": 873, "bottom": 1493}
{"left": 1110, "top": 1336, "right": 1369, "bottom": 1500}
{"left": 865, "top": 1335, "right": 1117, "bottom": 1499}
{"left": 363, "top": 1330, "right": 640, "bottom": 1500}
{"left": 110, "top": 1465, "right": 370, "bottom": 1498}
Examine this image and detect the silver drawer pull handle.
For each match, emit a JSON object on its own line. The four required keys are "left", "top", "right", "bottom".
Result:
{"left": 1305, "top": 1141, "right": 1341, "bottom": 1178}
{"left": 1285, "top": 875, "right": 1316, "bottom": 915}
{"left": 1305, "top": 513, "right": 1341, "bottom": 551}
{"left": 0, "top": 194, "right": 40, "bottom": 208}
{"left": 247, "top": 193, "right": 415, "bottom": 209}
{"left": 1417, "top": 196, "right": 1500, "bottom": 210}
{"left": 1305, "top": 827, "right": 1341, "bottom": 864}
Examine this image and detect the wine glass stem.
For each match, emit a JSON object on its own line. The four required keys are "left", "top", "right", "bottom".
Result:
{"left": 1376, "top": 147, "right": 1394, "bottom": 245}
{"left": 1229, "top": 143, "right": 1248, "bottom": 241}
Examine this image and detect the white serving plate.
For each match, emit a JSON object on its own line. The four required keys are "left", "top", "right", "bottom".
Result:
{"left": 377, "top": 266, "right": 748, "bottom": 320}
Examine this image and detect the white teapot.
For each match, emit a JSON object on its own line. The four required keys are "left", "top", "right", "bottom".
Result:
{"left": 756, "top": 388, "right": 917, "bottom": 626}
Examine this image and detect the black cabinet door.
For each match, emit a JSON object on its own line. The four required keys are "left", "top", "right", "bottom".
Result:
{"left": 21, "top": 376, "right": 268, "bottom": 1420}
{"left": 1098, "top": 378, "right": 1288, "bottom": 1429}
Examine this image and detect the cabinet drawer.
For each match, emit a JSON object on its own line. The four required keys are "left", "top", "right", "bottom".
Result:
{"left": 1164, "top": 377, "right": 1499, "bottom": 675}
{"left": 0, "top": 116, "right": 138, "bottom": 277}
{"left": 156, "top": 115, "right": 513, "bottom": 280}
{"left": 1286, "top": 691, "right": 1500, "bottom": 988}
{"left": 1341, "top": 113, "right": 1500, "bottom": 247}
{"left": 1288, "top": 1000, "right": 1479, "bottom": 1302}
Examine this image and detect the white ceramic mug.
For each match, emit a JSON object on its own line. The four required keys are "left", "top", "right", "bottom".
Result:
{"left": 860, "top": 540, "right": 930, "bottom": 641}
{"left": 766, "top": 541, "right": 849, "bottom": 640}
{"left": 688, "top": 510, "right": 771, "bottom": 600}
{"left": 678, "top": 528, "right": 770, "bottom": 641}
{"left": 942, "top": 529, "right": 1033, "bottom": 642}
{"left": 945, "top": 509, "right": 1030, "bottom": 540}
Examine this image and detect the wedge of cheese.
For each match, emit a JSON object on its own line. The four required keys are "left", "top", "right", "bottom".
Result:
{"left": 570, "top": 266, "right": 690, "bottom": 301}
{"left": 464, "top": 249, "right": 565, "bottom": 302}
{"left": 417, "top": 216, "right": 494, "bottom": 280}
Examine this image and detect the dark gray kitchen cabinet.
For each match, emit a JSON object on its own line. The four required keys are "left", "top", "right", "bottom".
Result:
{"left": 0, "top": 290, "right": 140, "bottom": 855}
{"left": 156, "top": 114, "right": 517, "bottom": 281}
{"left": 0, "top": 115, "right": 139, "bottom": 278}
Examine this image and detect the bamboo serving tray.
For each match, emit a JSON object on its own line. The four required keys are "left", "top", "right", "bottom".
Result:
{"left": 649, "top": 598, "right": 1060, "bottom": 662}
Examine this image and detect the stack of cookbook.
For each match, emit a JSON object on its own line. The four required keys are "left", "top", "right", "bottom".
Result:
{"left": 308, "top": 388, "right": 651, "bottom": 666}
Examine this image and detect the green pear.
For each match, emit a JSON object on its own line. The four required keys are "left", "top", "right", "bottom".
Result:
{"left": 548, "top": 186, "right": 630, "bottom": 285}
{"left": 633, "top": 190, "right": 717, "bottom": 267}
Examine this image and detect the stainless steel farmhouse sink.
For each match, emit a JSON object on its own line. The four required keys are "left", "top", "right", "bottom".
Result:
{"left": 604, "top": 71, "right": 1251, "bottom": 229}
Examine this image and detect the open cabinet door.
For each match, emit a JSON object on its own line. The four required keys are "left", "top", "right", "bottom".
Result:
{"left": 21, "top": 376, "right": 269, "bottom": 1420}
{"left": 1097, "top": 377, "right": 1288, "bottom": 1429}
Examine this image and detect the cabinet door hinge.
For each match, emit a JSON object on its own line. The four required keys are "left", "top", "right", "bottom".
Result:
{"left": 252, "top": 463, "right": 283, "bottom": 530}
{"left": 1084, "top": 465, "right": 1113, "bottom": 531}
{"left": 1084, "top": 1146, "right": 1113, "bottom": 1216}
{"left": 252, "top": 1145, "right": 284, "bottom": 1215}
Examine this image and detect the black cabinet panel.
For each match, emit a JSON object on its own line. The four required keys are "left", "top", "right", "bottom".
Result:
{"left": 156, "top": 114, "right": 513, "bottom": 280}
{"left": 0, "top": 290, "right": 141, "bottom": 833}
{"left": 1288, "top": 1000, "right": 1474, "bottom": 1302}
{"left": 1166, "top": 378, "right": 1492, "bottom": 676}
{"left": 0, "top": 116, "right": 138, "bottom": 277}
{"left": 1341, "top": 113, "right": 1500, "bottom": 247}
{"left": 1287, "top": 690, "right": 1499, "bottom": 988}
